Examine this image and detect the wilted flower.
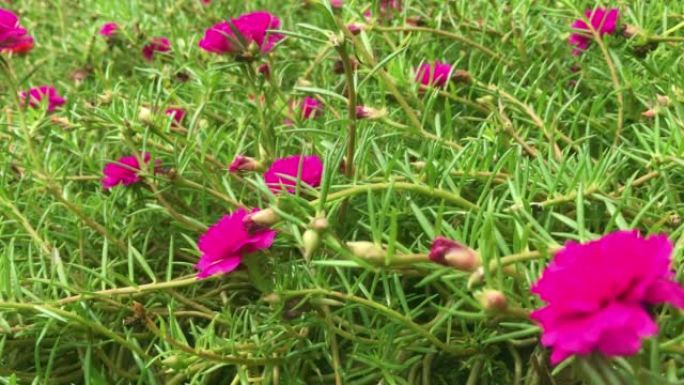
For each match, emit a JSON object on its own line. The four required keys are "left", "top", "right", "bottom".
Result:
{"left": 165, "top": 107, "right": 185, "bottom": 124}
{"left": 102, "top": 153, "right": 153, "bottom": 189}
{"left": 569, "top": 8, "right": 619, "bottom": 56}
{"left": 142, "top": 37, "right": 170, "bottom": 61}
{"left": 199, "top": 11, "right": 284, "bottom": 56}
{"left": 301, "top": 96, "right": 322, "bottom": 119}
{"left": 0, "top": 8, "right": 33, "bottom": 53}
{"left": 19, "top": 86, "right": 65, "bottom": 112}
{"left": 429, "top": 236, "right": 480, "bottom": 272}
{"left": 196, "top": 208, "right": 276, "bottom": 279}
{"left": 99, "top": 22, "right": 118, "bottom": 37}
{"left": 415, "top": 61, "right": 454, "bottom": 88}
{"left": 531, "top": 230, "right": 684, "bottom": 364}
{"left": 229, "top": 155, "right": 262, "bottom": 173}
{"left": 263, "top": 155, "right": 323, "bottom": 193}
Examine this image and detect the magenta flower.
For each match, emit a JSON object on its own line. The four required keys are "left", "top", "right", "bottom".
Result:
{"left": 531, "top": 230, "right": 684, "bottom": 365}
{"left": 301, "top": 96, "right": 322, "bottom": 119}
{"left": 263, "top": 155, "right": 323, "bottom": 193}
{"left": 0, "top": 8, "right": 33, "bottom": 53}
{"left": 330, "top": 0, "right": 343, "bottom": 8}
{"left": 569, "top": 8, "right": 619, "bottom": 55}
{"left": 415, "top": 61, "right": 453, "bottom": 88}
{"left": 142, "top": 37, "right": 170, "bottom": 61}
{"left": 199, "top": 11, "right": 284, "bottom": 55}
{"left": 19, "top": 86, "right": 66, "bottom": 112}
{"left": 102, "top": 153, "right": 153, "bottom": 190}
{"left": 196, "top": 208, "right": 276, "bottom": 279}
{"left": 99, "top": 22, "right": 118, "bottom": 37}
{"left": 165, "top": 107, "right": 186, "bottom": 124}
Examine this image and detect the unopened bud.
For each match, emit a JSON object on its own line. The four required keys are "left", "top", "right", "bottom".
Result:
{"left": 622, "top": 24, "right": 641, "bottom": 38}
{"left": 302, "top": 229, "right": 320, "bottom": 260}
{"left": 429, "top": 236, "right": 480, "bottom": 272}
{"left": 642, "top": 108, "right": 658, "bottom": 118}
{"left": 50, "top": 116, "right": 73, "bottom": 129}
{"left": 355, "top": 105, "right": 386, "bottom": 120}
{"left": 229, "top": 155, "right": 262, "bottom": 173}
{"left": 244, "top": 208, "right": 279, "bottom": 231}
{"left": 98, "top": 90, "right": 114, "bottom": 105}
{"left": 444, "top": 248, "right": 481, "bottom": 272}
{"left": 346, "top": 241, "right": 386, "bottom": 259}
{"left": 476, "top": 95, "right": 494, "bottom": 106}
{"left": 477, "top": 289, "right": 508, "bottom": 312}
{"left": 138, "top": 107, "right": 154, "bottom": 125}
{"left": 467, "top": 267, "right": 485, "bottom": 290}
{"left": 656, "top": 94, "right": 670, "bottom": 107}
{"left": 310, "top": 216, "right": 329, "bottom": 232}
{"left": 262, "top": 293, "right": 281, "bottom": 304}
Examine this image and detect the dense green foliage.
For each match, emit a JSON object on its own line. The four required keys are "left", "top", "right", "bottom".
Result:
{"left": 2, "top": 0, "right": 684, "bottom": 384}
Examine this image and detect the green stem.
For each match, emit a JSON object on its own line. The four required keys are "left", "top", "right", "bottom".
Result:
{"left": 280, "top": 288, "right": 477, "bottom": 356}
{"left": 313, "top": 182, "right": 479, "bottom": 210}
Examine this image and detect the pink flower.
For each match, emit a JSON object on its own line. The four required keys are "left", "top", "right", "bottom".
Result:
{"left": 201, "top": 0, "right": 211, "bottom": 4}
{"left": 99, "top": 22, "right": 118, "bottom": 37}
{"left": 380, "top": 0, "right": 402, "bottom": 14}
{"left": 102, "top": 153, "right": 152, "bottom": 189}
{"left": 301, "top": 96, "right": 322, "bottom": 119}
{"left": 165, "top": 107, "right": 185, "bottom": 124}
{"left": 531, "top": 230, "right": 684, "bottom": 364}
{"left": 415, "top": 61, "right": 453, "bottom": 88}
{"left": 330, "top": 0, "right": 343, "bottom": 8}
{"left": 195, "top": 208, "right": 276, "bottom": 279}
{"left": 569, "top": 8, "right": 619, "bottom": 55}
{"left": 19, "top": 85, "right": 66, "bottom": 112}
{"left": 0, "top": 8, "right": 33, "bottom": 52}
{"left": 199, "top": 11, "right": 284, "bottom": 55}
{"left": 263, "top": 155, "right": 323, "bottom": 193}
{"left": 142, "top": 37, "right": 170, "bottom": 61}
{"left": 229, "top": 155, "right": 261, "bottom": 173}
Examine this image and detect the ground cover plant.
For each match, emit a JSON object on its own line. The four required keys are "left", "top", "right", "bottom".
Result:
{"left": 2, "top": 0, "right": 684, "bottom": 383}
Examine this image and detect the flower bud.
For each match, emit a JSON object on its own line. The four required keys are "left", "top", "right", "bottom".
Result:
{"left": 244, "top": 208, "right": 279, "bottom": 232}
{"left": 451, "top": 69, "right": 471, "bottom": 84}
{"left": 98, "top": 90, "right": 114, "bottom": 105}
{"left": 229, "top": 155, "right": 262, "bottom": 173}
{"left": 138, "top": 106, "right": 154, "bottom": 125}
{"left": 262, "top": 293, "right": 281, "bottom": 304}
{"left": 656, "top": 94, "right": 670, "bottom": 107}
{"left": 302, "top": 229, "right": 320, "bottom": 260}
{"left": 310, "top": 216, "right": 329, "bottom": 232}
{"left": 467, "top": 267, "right": 485, "bottom": 290}
{"left": 429, "top": 236, "right": 480, "bottom": 272}
{"left": 355, "top": 105, "right": 386, "bottom": 120}
{"left": 346, "top": 241, "right": 386, "bottom": 259}
{"left": 476, "top": 289, "right": 508, "bottom": 313}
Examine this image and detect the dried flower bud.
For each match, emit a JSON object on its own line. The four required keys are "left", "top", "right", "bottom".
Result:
{"left": 346, "top": 241, "right": 386, "bottom": 259}
{"left": 477, "top": 289, "right": 508, "bottom": 312}
{"left": 452, "top": 69, "right": 471, "bottom": 84}
{"left": 302, "top": 229, "right": 320, "bottom": 260}
{"left": 138, "top": 106, "right": 154, "bottom": 124}
{"left": 622, "top": 24, "right": 641, "bottom": 38}
{"left": 50, "top": 115, "right": 73, "bottom": 129}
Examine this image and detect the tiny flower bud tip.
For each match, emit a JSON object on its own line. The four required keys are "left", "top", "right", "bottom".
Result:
{"left": 477, "top": 289, "right": 508, "bottom": 312}
{"left": 310, "top": 216, "right": 329, "bottom": 232}
{"left": 138, "top": 107, "right": 154, "bottom": 124}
